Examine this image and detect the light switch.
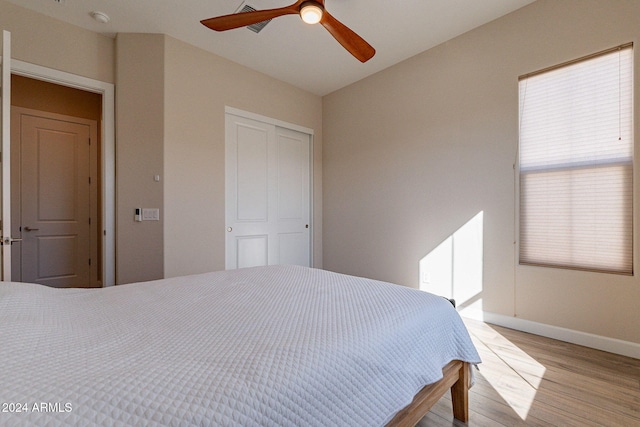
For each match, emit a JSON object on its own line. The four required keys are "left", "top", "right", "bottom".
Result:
{"left": 142, "top": 208, "right": 160, "bottom": 221}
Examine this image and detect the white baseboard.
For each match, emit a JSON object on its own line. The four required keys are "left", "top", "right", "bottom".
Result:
{"left": 463, "top": 310, "right": 640, "bottom": 360}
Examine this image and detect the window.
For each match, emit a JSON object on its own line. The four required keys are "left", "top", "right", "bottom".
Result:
{"left": 518, "top": 44, "right": 633, "bottom": 274}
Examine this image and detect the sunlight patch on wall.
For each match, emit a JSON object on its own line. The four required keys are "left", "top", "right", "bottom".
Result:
{"left": 419, "top": 211, "right": 483, "bottom": 310}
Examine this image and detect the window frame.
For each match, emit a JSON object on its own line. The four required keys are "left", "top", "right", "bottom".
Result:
{"left": 516, "top": 43, "right": 634, "bottom": 275}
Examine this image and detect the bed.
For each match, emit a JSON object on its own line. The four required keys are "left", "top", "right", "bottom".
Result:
{"left": 0, "top": 265, "right": 480, "bottom": 426}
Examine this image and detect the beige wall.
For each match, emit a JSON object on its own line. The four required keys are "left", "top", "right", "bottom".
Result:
{"left": 0, "top": 0, "right": 114, "bottom": 84}
{"left": 163, "top": 36, "right": 323, "bottom": 277}
{"left": 115, "top": 34, "right": 165, "bottom": 284}
{"left": 11, "top": 75, "right": 102, "bottom": 120}
{"left": 323, "top": 0, "right": 640, "bottom": 345}
{"left": 115, "top": 33, "right": 323, "bottom": 281}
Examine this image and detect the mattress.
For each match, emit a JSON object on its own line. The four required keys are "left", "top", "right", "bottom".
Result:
{"left": 0, "top": 265, "right": 480, "bottom": 426}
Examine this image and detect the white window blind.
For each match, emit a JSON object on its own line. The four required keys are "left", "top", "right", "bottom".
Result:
{"left": 519, "top": 44, "right": 633, "bottom": 274}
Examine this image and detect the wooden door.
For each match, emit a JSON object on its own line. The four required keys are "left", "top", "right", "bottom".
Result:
{"left": 225, "top": 113, "right": 311, "bottom": 269}
{"left": 11, "top": 108, "right": 96, "bottom": 287}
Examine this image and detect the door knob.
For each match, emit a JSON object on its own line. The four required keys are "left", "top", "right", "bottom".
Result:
{"left": 24, "top": 226, "right": 39, "bottom": 232}
{"left": 2, "top": 237, "right": 22, "bottom": 245}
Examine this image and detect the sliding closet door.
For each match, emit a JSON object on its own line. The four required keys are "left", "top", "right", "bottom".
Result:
{"left": 0, "top": 30, "right": 13, "bottom": 280}
{"left": 225, "top": 113, "right": 311, "bottom": 269}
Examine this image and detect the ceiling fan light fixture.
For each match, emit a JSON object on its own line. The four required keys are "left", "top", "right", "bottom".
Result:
{"left": 300, "top": 2, "right": 323, "bottom": 24}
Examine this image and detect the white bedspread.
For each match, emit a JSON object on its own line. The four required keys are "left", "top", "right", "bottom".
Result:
{"left": 0, "top": 265, "right": 480, "bottom": 426}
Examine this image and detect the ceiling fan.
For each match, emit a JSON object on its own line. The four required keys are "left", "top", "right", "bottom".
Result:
{"left": 201, "top": 0, "right": 375, "bottom": 63}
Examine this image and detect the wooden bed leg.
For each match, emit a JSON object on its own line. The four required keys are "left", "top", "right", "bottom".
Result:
{"left": 450, "top": 362, "right": 469, "bottom": 423}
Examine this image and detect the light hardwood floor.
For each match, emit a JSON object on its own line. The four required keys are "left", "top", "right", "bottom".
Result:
{"left": 419, "top": 319, "right": 640, "bottom": 426}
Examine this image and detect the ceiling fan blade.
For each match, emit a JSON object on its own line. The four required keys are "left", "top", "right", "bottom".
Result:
{"left": 201, "top": 2, "right": 302, "bottom": 32}
{"left": 320, "top": 10, "right": 375, "bottom": 63}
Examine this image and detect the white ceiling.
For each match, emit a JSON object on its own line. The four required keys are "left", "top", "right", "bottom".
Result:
{"left": 6, "top": 0, "right": 535, "bottom": 96}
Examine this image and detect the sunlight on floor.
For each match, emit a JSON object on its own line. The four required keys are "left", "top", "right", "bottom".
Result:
{"left": 419, "top": 211, "right": 545, "bottom": 420}
{"left": 465, "top": 319, "right": 546, "bottom": 420}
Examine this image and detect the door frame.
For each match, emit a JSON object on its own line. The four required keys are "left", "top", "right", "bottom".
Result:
{"left": 3, "top": 58, "right": 115, "bottom": 286}
{"left": 224, "top": 106, "right": 315, "bottom": 268}
{"left": 1, "top": 32, "right": 11, "bottom": 279}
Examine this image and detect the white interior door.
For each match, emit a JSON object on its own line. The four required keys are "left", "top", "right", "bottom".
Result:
{"left": 225, "top": 113, "right": 311, "bottom": 269}
{"left": 0, "top": 30, "right": 13, "bottom": 280}
{"left": 11, "top": 108, "right": 95, "bottom": 287}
